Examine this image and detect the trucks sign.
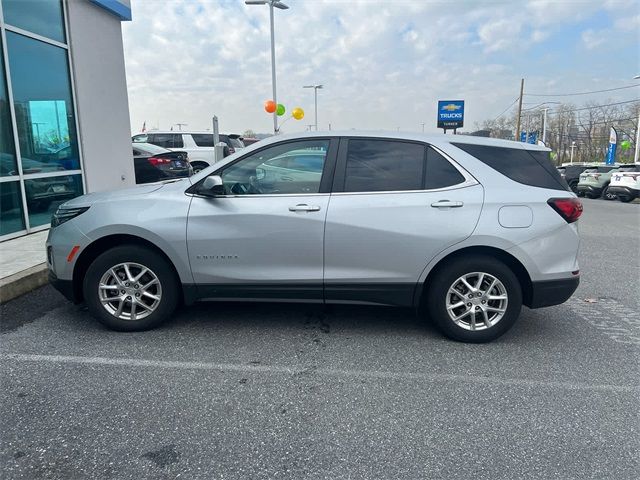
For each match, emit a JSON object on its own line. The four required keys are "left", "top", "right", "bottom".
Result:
{"left": 437, "top": 100, "right": 464, "bottom": 130}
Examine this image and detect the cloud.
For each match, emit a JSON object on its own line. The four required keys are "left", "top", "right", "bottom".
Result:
{"left": 121, "top": 0, "right": 639, "bottom": 135}
{"left": 581, "top": 29, "right": 608, "bottom": 49}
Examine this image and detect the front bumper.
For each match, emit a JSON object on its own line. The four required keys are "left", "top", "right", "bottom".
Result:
{"left": 48, "top": 270, "right": 78, "bottom": 303}
{"left": 607, "top": 186, "right": 638, "bottom": 199}
{"left": 528, "top": 276, "right": 579, "bottom": 308}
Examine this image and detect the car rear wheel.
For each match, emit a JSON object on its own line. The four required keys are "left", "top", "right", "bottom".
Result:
{"left": 425, "top": 256, "right": 522, "bottom": 343}
{"left": 83, "top": 245, "right": 179, "bottom": 331}
{"left": 618, "top": 195, "right": 634, "bottom": 203}
{"left": 568, "top": 181, "right": 578, "bottom": 194}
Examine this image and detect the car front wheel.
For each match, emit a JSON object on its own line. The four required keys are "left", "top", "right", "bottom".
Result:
{"left": 425, "top": 256, "right": 522, "bottom": 343}
{"left": 83, "top": 245, "right": 179, "bottom": 331}
{"left": 601, "top": 186, "right": 616, "bottom": 201}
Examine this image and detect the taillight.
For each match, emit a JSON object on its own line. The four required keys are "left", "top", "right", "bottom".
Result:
{"left": 592, "top": 173, "right": 601, "bottom": 179}
{"left": 547, "top": 198, "right": 583, "bottom": 223}
{"left": 147, "top": 156, "right": 171, "bottom": 166}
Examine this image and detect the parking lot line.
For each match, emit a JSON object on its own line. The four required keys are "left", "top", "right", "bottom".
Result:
{"left": 1, "top": 353, "right": 637, "bottom": 394}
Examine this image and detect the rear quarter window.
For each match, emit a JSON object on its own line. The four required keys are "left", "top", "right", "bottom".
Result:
{"left": 452, "top": 143, "right": 568, "bottom": 191}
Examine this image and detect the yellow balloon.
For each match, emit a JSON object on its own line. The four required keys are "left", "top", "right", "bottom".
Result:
{"left": 292, "top": 107, "right": 304, "bottom": 120}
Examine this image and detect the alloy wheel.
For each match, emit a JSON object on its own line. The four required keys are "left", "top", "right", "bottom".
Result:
{"left": 446, "top": 272, "right": 508, "bottom": 331}
{"left": 97, "top": 262, "right": 162, "bottom": 321}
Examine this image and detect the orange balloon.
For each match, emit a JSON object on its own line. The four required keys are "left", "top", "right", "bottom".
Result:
{"left": 264, "top": 100, "right": 276, "bottom": 113}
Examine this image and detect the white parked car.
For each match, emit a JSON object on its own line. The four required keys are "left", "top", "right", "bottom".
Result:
{"left": 132, "top": 131, "right": 245, "bottom": 173}
{"left": 608, "top": 164, "right": 640, "bottom": 202}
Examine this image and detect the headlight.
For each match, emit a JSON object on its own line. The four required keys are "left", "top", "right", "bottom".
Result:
{"left": 51, "top": 206, "right": 89, "bottom": 228}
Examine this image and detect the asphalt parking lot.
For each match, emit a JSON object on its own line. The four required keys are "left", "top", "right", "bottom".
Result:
{"left": 1, "top": 198, "right": 638, "bottom": 480}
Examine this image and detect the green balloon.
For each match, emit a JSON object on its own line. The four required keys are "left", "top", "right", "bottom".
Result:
{"left": 276, "top": 104, "right": 286, "bottom": 116}
{"left": 620, "top": 140, "right": 631, "bottom": 151}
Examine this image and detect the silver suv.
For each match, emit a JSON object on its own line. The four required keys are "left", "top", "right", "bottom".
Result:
{"left": 47, "top": 132, "right": 581, "bottom": 342}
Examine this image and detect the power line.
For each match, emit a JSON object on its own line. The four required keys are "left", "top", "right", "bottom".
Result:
{"left": 574, "top": 116, "right": 637, "bottom": 125}
{"left": 525, "top": 84, "right": 640, "bottom": 97}
{"left": 546, "top": 99, "right": 639, "bottom": 115}
{"left": 493, "top": 97, "right": 519, "bottom": 120}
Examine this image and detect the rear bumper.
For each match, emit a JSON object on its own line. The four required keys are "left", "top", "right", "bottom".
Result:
{"left": 576, "top": 185, "right": 602, "bottom": 196}
{"left": 49, "top": 271, "right": 78, "bottom": 303}
{"left": 607, "top": 186, "right": 638, "bottom": 199}
{"left": 528, "top": 276, "right": 579, "bottom": 308}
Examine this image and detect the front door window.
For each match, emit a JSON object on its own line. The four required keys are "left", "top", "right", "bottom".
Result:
{"left": 219, "top": 140, "right": 329, "bottom": 195}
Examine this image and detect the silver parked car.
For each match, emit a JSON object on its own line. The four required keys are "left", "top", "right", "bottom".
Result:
{"left": 47, "top": 132, "right": 581, "bottom": 342}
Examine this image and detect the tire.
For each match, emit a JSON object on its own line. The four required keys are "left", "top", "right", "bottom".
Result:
{"left": 576, "top": 190, "right": 585, "bottom": 197}
{"left": 568, "top": 181, "right": 578, "bottom": 194}
{"left": 425, "top": 255, "right": 522, "bottom": 343}
{"left": 618, "top": 195, "right": 634, "bottom": 203}
{"left": 191, "top": 162, "right": 209, "bottom": 174}
{"left": 83, "top": 245, "right": 179, "bottom": 331}
{"left": 585, "top": 192, "right": 597, "bottom": 199}
{"left": 601, "top": 186, "right": 616, "bottom": 201}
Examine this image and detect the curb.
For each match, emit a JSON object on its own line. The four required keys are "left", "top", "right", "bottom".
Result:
{"left": 0, "top": 263, "right": 49, "bottom": 304}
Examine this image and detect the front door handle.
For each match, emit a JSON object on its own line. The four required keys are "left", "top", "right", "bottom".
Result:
{"left": 431, "top": 200, "right": 464, "bottom": 208}
{"left": 289, "top": 204, "right": 321, "bottom": 212}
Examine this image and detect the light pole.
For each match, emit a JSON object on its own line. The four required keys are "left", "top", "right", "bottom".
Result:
{"left": 570, "top": 141, "right": 577, "bottom": 164}
{"left": 246, "top": 0, "right": 289, "bottom": 134}
{"left": 421, "top": 122, "right": 425, "bottom": 133}
{"left": 303, "top": 84, "right": 323, "bottom": 131}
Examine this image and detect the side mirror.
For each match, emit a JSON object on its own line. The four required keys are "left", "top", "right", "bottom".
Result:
{"left": 199, "top": 175, "right": 224, "bottom": 196}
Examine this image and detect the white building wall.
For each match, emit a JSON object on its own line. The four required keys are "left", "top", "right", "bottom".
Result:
{"left": 66, "top": 0, "right": 134, "bottom": 192}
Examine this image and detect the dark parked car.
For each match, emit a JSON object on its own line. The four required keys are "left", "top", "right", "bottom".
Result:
{"left": 556, "top": 164, "right": 593, "bottom": 193}
{"left": 132, "top": 143, "right": 192, "bottom": 184}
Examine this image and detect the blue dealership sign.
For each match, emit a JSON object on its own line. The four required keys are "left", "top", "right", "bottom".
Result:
{"left": 520, "top": 131, "right": 538, "bottom": 144}
{"left": 605, "top": 127, "right": 617, "bottom": 165}
{"left": 437, "top": 100, "right": 464, "bottom": 130}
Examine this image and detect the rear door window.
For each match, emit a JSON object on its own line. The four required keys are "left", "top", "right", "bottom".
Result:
{"left": 148, "top": 134, "right": 183, "bottom": 148}
{"left": 342, "top": 139, "right": 425, "bottom": 192}
{"left": 191, "top": 134, "right": 215, "bottom": 147}
{"left": 453, "top": 143, "right": 567, "bottom": 191}
{"left": 424, "top": 148, "right": 465, "bottom": 189}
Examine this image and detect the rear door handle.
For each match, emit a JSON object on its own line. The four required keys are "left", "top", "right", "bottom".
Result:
{"left": 289, "top": 204, "right": 321, "bottom": 212}
{"left": 431, "top": 200, "right": 464, "bottom": 208}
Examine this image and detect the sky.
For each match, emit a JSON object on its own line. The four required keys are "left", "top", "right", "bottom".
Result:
{"left": 122, "top": 0, "right": 640, "bottom": 135}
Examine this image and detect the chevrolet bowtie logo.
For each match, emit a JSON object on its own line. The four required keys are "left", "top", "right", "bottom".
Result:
{"left": 442, "top": 103, "right": 462, "bottom": 112}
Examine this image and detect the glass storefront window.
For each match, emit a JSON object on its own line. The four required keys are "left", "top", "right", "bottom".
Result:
{"left": 0, "top": 36, "right": 17, "bottom": 177}
{"left": 24, "top": 174, "right": 82, "bottom": 228}
{"left": 0, "top": 180, "right": 25, "bottom": 235}
{"left": 1, "top": 0, "right": 66, "bottom": 43}
{"left": 6, "top": 31, "right": 80, "bottom": 173}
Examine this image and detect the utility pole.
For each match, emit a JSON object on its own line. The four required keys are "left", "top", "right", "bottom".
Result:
{"left": 421, "top": 122, "right": 425, "bottom": 133}
{"left": 515, "top": 78, "right": 525, "bottom": 141}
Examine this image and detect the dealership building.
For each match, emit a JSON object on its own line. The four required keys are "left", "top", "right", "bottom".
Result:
{"left": 0, "top": 0, "right": 134, "bottom": 240}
